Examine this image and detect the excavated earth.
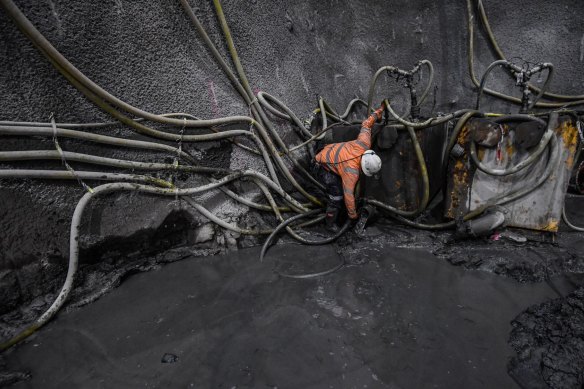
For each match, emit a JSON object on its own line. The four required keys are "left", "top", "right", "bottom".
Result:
{"left": 0, "top": 196, "right": 583, "bottom": 388}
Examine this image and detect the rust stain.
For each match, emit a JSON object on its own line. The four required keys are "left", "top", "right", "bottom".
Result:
{"left": 541, "top": 219, "right": 559, "bottom": 232}
{"left": 477, "top": 147, "right": 485, "bottom": 161}
{"left": 558, "top": 120, "right": 578, "bottom": 168}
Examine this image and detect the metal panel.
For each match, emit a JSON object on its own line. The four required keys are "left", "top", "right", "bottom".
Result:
{"left": 331, "top": 122, "right": 447, "bottom": 211}
{"left": 445, "top": 116, "right": 579, "bottom": 232}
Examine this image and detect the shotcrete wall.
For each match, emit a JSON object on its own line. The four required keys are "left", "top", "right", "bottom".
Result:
{"left": 0, "top": 0, "right": 583, "bottom": 315}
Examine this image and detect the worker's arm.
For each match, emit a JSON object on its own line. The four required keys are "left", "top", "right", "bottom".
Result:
{"left": 355, "top": 104, "right": 385, "bottom": 150}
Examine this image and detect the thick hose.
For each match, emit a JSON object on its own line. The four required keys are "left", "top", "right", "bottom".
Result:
{"left": 0, "top": 177, "right": 310, "bottom": 351}
{"left": 41, "top": 52, "right": 278, "bottom": 181}
{"left": 0, "top": 112, "right": 203, "bottom": 129}
{"left": 0, "top": 0, "right": 263, "bottom": 130}
{"left": 469, "top": 127, "right": 554, "bottom": 176}
{"left": 476, "top": 0, "right": 584, "bottom": 102}
{"left": 0, "top": 150, "right": 228, "bottom": 175}
{"left": 0, "top": 125, "right": 196, "bottom": 164}
{"left": 209, "top": 0, "right": 323, "bottom": 206}
{"left": 259, "top": 209, "right": 350, "bottom": 261}
{"left": 475, "top": 60, "right": 554, "bottom": 111}
{"left": 0, "top": 0, "right": 286, "bottom": 186}
{"left": 0, "top": 169, "right": 174, "bottom": 188}
{"left": 340, "top": 99, "right": 369, "bottom": 120}
{"left": 562, "top": 207, "right": 584, "bottom": 232}
{"left": 385, "top": 102, "right": 475, "bottom": 130}
{"left": 465, "top": 0, "right": 584, "bottom": 108}
{"left": 367, "top": 62, "right": 434, "bottom": 115}
{"left": 257, "top": 91, "right": 312, "bottom": 139}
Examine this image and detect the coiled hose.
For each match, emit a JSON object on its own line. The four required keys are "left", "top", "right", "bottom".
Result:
{"left": 469, "top": 116, "right": 554, "bottom": 176}
{"left": 259, "top": 209, "right": 349, "bottom": 279}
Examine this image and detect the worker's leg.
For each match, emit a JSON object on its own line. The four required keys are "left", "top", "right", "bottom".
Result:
{"left": 311, "top": 162, "right": 344, "bottom": 231}
{"left": 322, "top": 171, "right": 344, "bottom": 231}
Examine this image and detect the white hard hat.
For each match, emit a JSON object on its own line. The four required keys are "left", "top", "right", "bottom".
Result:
{"left": 361, "top": 150, "right": 381, "bottom": 176}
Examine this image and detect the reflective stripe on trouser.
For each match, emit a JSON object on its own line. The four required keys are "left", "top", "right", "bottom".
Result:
{"left": 311, "top": 161, "right": 343, "bottom": 210}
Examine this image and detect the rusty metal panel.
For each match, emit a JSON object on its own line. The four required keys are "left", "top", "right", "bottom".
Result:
{"left": 332, "top": 122, "right": 447, "bottom": 212}
{"left": 445, "top": 116, "right": 579, "bottom": 232}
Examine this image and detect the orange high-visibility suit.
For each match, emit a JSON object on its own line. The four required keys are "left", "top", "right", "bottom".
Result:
{"left": 314, "top": 107, "right": 383, "bottom": 219}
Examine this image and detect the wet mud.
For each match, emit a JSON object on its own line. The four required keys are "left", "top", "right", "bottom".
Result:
{"left": 4, "top": 237, "right": 583, "bottom": 388}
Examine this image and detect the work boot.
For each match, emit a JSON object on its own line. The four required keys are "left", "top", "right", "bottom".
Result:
{"left": 325, "top": 208, "right": 340, "bottom": 233}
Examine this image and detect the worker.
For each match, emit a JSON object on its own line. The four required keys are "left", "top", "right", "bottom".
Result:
{"left": 312, "top": 104, "right": 384, "bottom": 231}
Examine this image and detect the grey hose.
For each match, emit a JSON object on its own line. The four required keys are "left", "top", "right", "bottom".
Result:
{"left": 0, "top": 112, "right": 202, "bottom": 129}
{"left": 493, "top": 114, "right": 547, "bottom": 126}
{"left": 0, "top": 0, "right": 285, "bottom": 186}
{"left": 465, "top": 0, "right": 584, "bottom": 108}
{"left": 0, "top": 150, "right": 228, "bottom": 175}
{"left": 366, "top": 62, "right": 434, "bottom": 114}
{"left": 257, "top": 91, "right": 312, "bottom": 139}
{"left": 562, "top": 208, "right": 584, "bottom": 232}
{"left": 0, "top": 178, "right": 309, "bottom": 351}
{"left": 208, "top": 0, "right": 324, "bottom": 205}
{"left": 0, "top": 125, "right": 196, "bottom": 164}
{"left": 259, "top": 209, "right": 350, "bottom": 262}
{"left": 0, "top": 169, "right": 174, "bottom": 188}
{"left": 340, "top": 99, "right": 369, "bottom": 119}
{"left": 469, "top": 127, "right": 554, "bottom": 176}
{"left": 475, "top": 60, "right": 554, "bottom": 112}
{"left": 476, "top": 0, "right": 584, "bottom": 102}
{"left": 385, "top": 102, "right": 475, "bottom": 130}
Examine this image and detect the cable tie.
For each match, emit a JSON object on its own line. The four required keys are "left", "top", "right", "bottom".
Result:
{"left": 174, "top": 118, "right": 186, "bottom": 170}
{"left": 50, "top": 114, "right": 94, "bottom": 193}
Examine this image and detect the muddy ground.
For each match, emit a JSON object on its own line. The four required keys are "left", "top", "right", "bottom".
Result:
{"left": 1, "top": 196, "right": 584, "bottom": 388}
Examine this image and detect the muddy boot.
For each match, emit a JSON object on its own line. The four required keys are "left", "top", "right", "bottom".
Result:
{"left": 354, "top": 205, "right": 375, "bottom": 236}
{"left": 325, "top": 208, "right": 340, "bottom": 233}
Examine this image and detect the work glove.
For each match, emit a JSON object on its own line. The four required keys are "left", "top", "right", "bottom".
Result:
{"left": 362, "top": 103, "right": 386, "bottom": 129}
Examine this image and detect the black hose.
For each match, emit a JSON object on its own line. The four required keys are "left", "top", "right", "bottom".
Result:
{"left": 260, "top": 209, "right": 350, "bottom": 261}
